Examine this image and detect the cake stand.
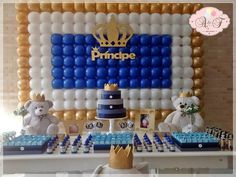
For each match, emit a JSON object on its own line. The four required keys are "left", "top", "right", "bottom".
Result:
{"left": 95, "top": 116, "right": 127, "bottom": 133}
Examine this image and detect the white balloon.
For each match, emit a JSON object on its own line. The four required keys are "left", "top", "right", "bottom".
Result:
{"left": 172, "top": 14, "right": 182, "bottom": 24}
{"left": 41, "top": 56, "right": 51, "bottom": 68}
{"left": 86, "top": 100, "right": 96, "bottom": 109}
{"left": 140, "top": 89, "right": 150, "bottom": 99}
{"left": 52, "top": 90, "right": 64, "bottom": 100}
{"left": 140, "top": 24, "right": 150, "bottom": 34}
{"left": 29, "top": 34, "right": 40, "bottom": 45}
{"left": 74, "top": 23, "right": 85, "bottom": 34}
{"left": 74, "top": 12, "right": 85, "bottom": 23}
{"left": 41, "top": 78, "right": 51, "bottom": 89}
{"left": 162, "top": 14, "right": 171, "bottom": 24}
{"left": 86, "top": 89, "right": 97, "bottom": 99}
{"left": 40, "top": 12, "right": 51, "bottom": 23}
{"left": 172, "top": 46, "right": 182, "bottom": 57}
{"left": 62, "top": 23, "right": 74, "bottom": 34}
{"left": 123, "top": 99, "right": 129, "bottom": 109}
{"left": 172, "top": 67, "right": 183, "bottom": 78}
{"left": 29, "top": 57, "right": 41, "bottom": 67}
{"left": 161, "top": 99, "right": 172, "bottom": 109}
{"left": 40, "top": 34, "right": 50, "bottom": 45}
{"left": 182, "top": 46, "right": 192, "bottom": 57}
{"left": 172, "top": 56, "right": 182, "bottom": 67}
{"left": 41, "top": 45, "right": 51, "bottom": 56}
{"left": 28, "top": 24, "right": 40, "bottom": 34}
{"left": 41, "top": 90, "right": 52, "bottom": 100}
{"left": 140, "top": 100, "right": 150, "bottom": 109}
{"left": 129, "top": 99, "right": 139, "bottom": 109}
{"left": 63, "top": 12, "right": 74, "bottom": 22}
{"left": 161, "top": 89, "right": 172, "bottom": 99}
{"left": 183, "top": 67, "right": 194, "bottom": 78}
{"left": 150, "top": 24, "right": 161, "bottom": 34}
{"left": 182, "top": 57, "right": 192, "bottom": 67}
{"left": 129, "top": 13, "right": 140, "bottom": 24}
{"left": 151, "top": 100, "right": 161, "bottom": 109}
{"left": 118, "top": 13, "right": 129, "bottom": 24}
{"left": 151, "top": 89, "right": 161, "bottom": 99}
{"left": 75, "top": 100, "right": 85, "bottom": 109}
{"left": 107, "top": 13, "right": 117, "bottom": 22}
{"left": 172, "top": 78, "right": 182, "bottom": 89}
{"left": 172, "top": 36, "right": 181, "bottom": 46}
{"left": 172, "top": 24, "right": 181, "bottom": 36}
{"left": 30, "top": 78, "right": 41, "bottom": 90}
{"left": 96, "top": 13, "right": 107, "bottom": 24}
{"left": 51, "top": 12, "right": 62, "bottom": 23}
{"left": 41, "top": 68, "right": 51, "bottom": 78}
{"left": 40, "top": 23, "right": 51, "bottom": 34}
{"left": 64, "top": 100, "right": 75, "bottom": 109}
{"left": 75, "top": 90, "right": 86, "bottom": 100}
{"left": 182, "top": 14, "right": 191, "bottom": 25}
{"left": 85, "top": 12, "right": 96, "bottom": 23}
{"left": 52, "top": 23, "right": 62, "bottom": 34}
{"left": 28, "top": 12, "right": 40, "bottom": 23}
{"left": 182, "top": 37, "right": 191, "bottom": 45}
{"left": 172, "top": 89, "right": 181, "bottom": 96}
{"left": 150, "top": 13, "right": 161, "bottom": 24}
{"left": 182, "top": 24, "right": 192, "bottom": 36}
{"left": 29, "top": 46, "right": 41, "bottom": 56}
{"left": 162, "top": 24, "right": 171, "bottom": 34}
{"left": 64, "top": 90, "right": 75, "bottom": 100}
{"left": 129, "top": 89, "right": 140, "bottom": 99}
{"left": 53, "top": 100, "right": 64, "bottom": 110}
{"left": 120, "top": 89, "right": 129, "bottom": 99}
{"left": 130, "top": 23, "right": 139, "bottom": 34}
{"left": 85, "top": 23, "right": 95, "bottom": 34}
{"left": 183, "top": 79, "right": 194, "bottom": 89}
{"left": 140, "top": 13, "right": 150, "bottom": 24}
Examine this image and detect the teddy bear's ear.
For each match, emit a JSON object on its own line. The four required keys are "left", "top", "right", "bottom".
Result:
{"left": 47, "top": 100, "right": 53, "bottom": 108}
{"left": 24, "top": 100, "right": 32, "bottom": 109}
{"left": 191, "top": 96, "right": 200, "bottom": 105}
{"left": 171, "top": 96, "right": 178, "bottom": 102}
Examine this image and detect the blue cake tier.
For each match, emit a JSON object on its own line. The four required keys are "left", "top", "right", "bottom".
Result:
{"left": 100, "top": 90, "right": 121, "bottom": 99}
{"left": 97, "top": 108, "right": 126, "bottom": 118}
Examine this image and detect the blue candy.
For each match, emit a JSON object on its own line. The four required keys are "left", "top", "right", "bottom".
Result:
{"left": 64, "top": 56, "right": 74, "bottom": 67}
{"left": 75, "top": 56, "right": 86, "bottom": 66}
{"left": 74, "top": 45, "right": 85, "bottom": 56}
{"left": 64, "top": 67, "right": 74, "bottom": 78}
{"left": 75, "top": 79, "right": 86, "bottom": 88}
{"left": 52, "top": 67, "right": 63, "bottom": 78}
{"left": 86, "top": 79, "right": 96, "bottom": 88}
{"left": 86, "top": 67, "right": 96, "bottom": 78}
{"left": 75, "top": 34, "right": 85, "bottom": 45}
{"left": 63, "top": 45, "right": 74, "bottom": 56}
{"left": 97, "top": 67, "right": 108, "bottom": 78}
{"left": 52, "top": 79, "right": 63, "bottom": 88}
{"left": 51, "top": 45, "right": 63, "bottom": 56}
{"left": 63, "top": 34, "right": 74, "bottom": 45}
{"left": 51, "top": 34, "right": 62, "bottom": 44}
{"left": 52, "top": 56, "right": 63, "bottom": 67}
{"left": 64, "top": 79, "right": 75, "bottom": 88}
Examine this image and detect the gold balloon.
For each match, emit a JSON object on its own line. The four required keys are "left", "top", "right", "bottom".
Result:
{"left": 53, "top": 111, "right": 64, "bottom": 120}
{"left": 172, "top": 3, "right": 183, "bottom": 14}
{"left": 17, "top": 25, "right": 28, "bottom": 33}
{"left": 193, "top": 79, "right": 203, "bottom": 88}
{"left": 74, "top": 3, "right": 85, "bottom": 12}
{"left": 62, "top": 3, "right": 74, "bottom": 12}
{"left": 129, "top": 3, "right": 140, "bottom": 13}
{"left": 64, "top": 111, "right": 75, "bottom": 121}
{"left": 28, "top": 3, "right": 40, "bottom": 12}
{"left": 183, "top": 3, "right": 193, "bottom": 14}
{"left": 17, "top": 68, "right": 29, "bottom": 79}
{"left": 118, "top": 3, "right": 129, "bottom": 13}
{"left": 17, "top": 46, "right": 30, "bottom": 57}
{"left": 52, "top": 3, "right": 62, "bottom": 11}
{"left": 193, "top": 4, "right": 203, "bottom": 13}
{"left": 193, "top": 88, "right": 204, "bottom": 98}
{"left": 150, "top": 3, "right": 161, "bottom": 13}
{"left": 140, "top": 3, "right": 150, "bottom": 13}
{"left": 17, "top": 34, "right": 29, "bottom": 45}
{"left": 161, "top": 3, "right": 171, "bottom": 14}
{"left": 192, "top": 57, "right": 203, "bottom": 68}
{"left": 192, "top": 36, "right": 203, "bottom": 47}
{"left": 17, "top": 80, "right": 30, "bottom": 90}
{"left": 86, "top": 110, "right": 96, "bottom": 120}
{"left": 193, "top": 47, "right": 204, "bottom": 57}
{"left": 107, "top": 3, "right": 118, "bottom": 13}
{"left": 85, "top": 3, "right": 96, "bottom": 12}
{"left": 16, "top": 12, "right": 28, "bottom": 24}
{"left": 192, "top": 29, "right": 201, "bottom": 36}
{"left": 96, "top": 3, "right": 107, "bottom": 13}
{"left": 18, "top": 90, "right": 30, "bottom": 102}
{"left": 129, "top": 110, "right": 137, "bottom": 120}
{"left": 17, "top": 57, "right": 30, "bottom": 68}
{"left": 15, "top": 3, "right": 28, "bottom": 12}
{"left": 40, "top": 3, "right": 52, "bottom": 12}
{"left": 76, "top": 110, "right": 86, "bottom": 120}
{"left": 161, "top": 110, "right": 173, "bottom": 120}
{"left": 155, "top": 110, "right": 161, "bottom": 120}
{"left": 194, "top": 68, "right": 204, "bottom": 78}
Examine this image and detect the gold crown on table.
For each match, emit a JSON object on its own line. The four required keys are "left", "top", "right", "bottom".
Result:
{"left": 109, "top": 145, "right": 133, "bottom": 169}
{"left": 32, "top": 93, "right": 45, "bottom": 101}
{"left": 92, "top": 15, "right": 133, "bottom": 47}
{"left": 179, "top": 92, "right": 192, "bottom": 97}
{"left": 104, "top": 83, "right": 118, "bottom": 91}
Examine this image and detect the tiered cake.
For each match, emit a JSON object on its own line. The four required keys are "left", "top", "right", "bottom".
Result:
{"left": 97, "top": 84, "right": 126, "bottom": 119}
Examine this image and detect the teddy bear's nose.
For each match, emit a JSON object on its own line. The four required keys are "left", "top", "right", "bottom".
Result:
{"left": 39, "top": 109, "right": 43, "bottom": 112}
{"left": 180, "top": 105, "right": 185, "bottom": 108}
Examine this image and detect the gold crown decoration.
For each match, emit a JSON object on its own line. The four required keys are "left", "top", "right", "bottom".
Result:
{"left": 32, "top": 93, "right": 45, "bottom": 102}
{"left": 109, "top": 145, "right": 133, "bottom": 169}
{"left": 104, "top": 83, "right": 118, "bottom": 91}
{"left": 92, "top": 15, "right": 133, "bottom": 47}
{"left": 179, "top": 92, "right": 192, "bottom": 97}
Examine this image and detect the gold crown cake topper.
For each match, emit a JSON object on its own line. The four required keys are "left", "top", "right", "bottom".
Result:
{"left": 32, "top": 93, "right": 45, "bottom": 101}
{"left": 179, "top": 92, "right": 192, "bottom": 97}
{"left": 92, "top": 15, "right": 133, "bottom": 47}
{"left": 104, "top": 83, "right": 118, "bottom": 91}
{"left": 109, "top": 145, "right": 133, "bottom": 169}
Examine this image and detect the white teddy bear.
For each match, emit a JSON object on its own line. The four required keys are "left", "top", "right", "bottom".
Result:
{"left": 158, "top": 92, "right": 204, "bottom": 133}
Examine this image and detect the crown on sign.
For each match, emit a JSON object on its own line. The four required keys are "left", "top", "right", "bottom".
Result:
{"left": 104, "top": 83, "right": 118, "bottom": 91}
{"left": 92, "top": 15, "right": 133, "bottom": 47}
{"left": 32, "top": 93, "right": 45, "bottom": 101}
{"left": 109, "top": 145, "right": 133, "bottom": 169}
{"left": 179, "top": 92, "right": 192, "bottom": 97}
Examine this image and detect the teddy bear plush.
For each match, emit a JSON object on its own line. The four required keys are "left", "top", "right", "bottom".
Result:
{"left": 23, "top": 94, "right": 59, "bottom": 135}
{"left": 158, "top": 92, "right": 204, "bottom": 133}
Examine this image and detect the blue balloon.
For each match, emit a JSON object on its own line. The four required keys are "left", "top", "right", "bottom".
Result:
{"left": 130, "top": 58, "right": 140, "bottom": 66}
{"left": 119, "top": 47, "right": 129, "bottom": 53}
{"left": 97, "top": 59, "right": 107, "bottom": 66}
{"left": 108, "top": 78, "right": 118, "bottom": 84}
{"left": 64, "top": 79, "right": 75, "bottom": 88}
{"left": 152, "top": 35, "right": 162, "bottom": 45}
{"left": 63, "top": 34, "right": 74, "bottom": 45}
{"left": 52, "top": 79, "right": 63, "bottom": 89}
{"left": 97, "top": 67, "right": 108, "bottom": 78}
{"left": 130, "top": 35, "right": 140, "bottom": 45}
{"left": 75, "top": 34, "right": 85, "bottom": 45}
{"left": 151, "top": 68, "right": 162, "bottom": 78}
{"left": 85, "top": 34, "right": 96, "bottom": 45}
{"left": 151, "top": 56, "right": 162, "bottom": 66}
{"left": 162, "top": 79, "right": 172, "bottom": 88}
{"left": 86, "top": 57, "right": 96, "bottom": 66}
{"left": 162, "top": 68, "right": 172, "bottom": 79}
{"left": 52, "top": 67, "right": 63, "bottom": 78}
{"left": 86, "top": 67, "right": 96, "bottom": 78}
{"left": 119, "top": 60, "right": 129, "bottom": 67}
{"left": 140, "top": 46, "right": 151, "bottom": 56}
{"left": 151, "top": 47, "right": 161, "bottom": 56}
{"left": 130, "top": 67, "right": 140, "bottom": 78}
{"left": 63, "top": 45, "right": 74, "bottom": 56}
{"left": 151, "top": 79, "right": 161, "bottom": 88}
{"left": 141, "top": 79, "right": 150, "bottom": 88}
{"left": 141, "top": 68, "right": 150, "bottom": 78}
{"left": 74, "top": 45, "right": 85, "bottom": 56}
{"left": 52, "top": 56, "right": 63, "bottom": 67}
{"left": 119, "top": 79, "right": 129, "bottom": 88}
{"left": 162, "top": 35, "right": 172, "bottom": 46}
{"left": 51, "top": 45, "right": 63, "bottom": 56}
{"left": 108, "top": 68, "right": 118, "bottom": 77}
{"left": 108, "top": 59, "right": 118, "bottom": 66}
{"left": 75, "top": 79, "right": 86, "bottom": 88}
{"left": 130, "top": 79, "right": 140, "bottom": 88}
{"left": 97, "top": 79, "right": 107, "bottom": 88}
{"left": 75, "top": 56, "right": 86, "bottom": 66}
{"left": 141, "top": 57, "right": 151, "bottom": 67}
{"left": 86, "top": 45, "right": 93, "bottom": 56}
{"left": 161, "top": 47, "right": 171, "bottom": 57}
{"left": 74, "top": 67, "right": 85, "bottom": 78}
{"left": 87, "top": 79, "right": 96, "bottom": 88}
{"left": 130, "top": 46, "right": 140, "bottom": 55}
{"left": 162, "top": 57, "right": 172, "bottom": 67}
{"left": 64, "top": 67, "right": 74, "bottom": 78}
{"left": 140, "top": 34, "right": 151, "bottom": 45}
{"left": 51, "top": 34, "right": 62, "bottom": 45}
{"left": 99, "top": 47, "right": 107, "bottom": 53}
{"left": 119, "top": 68, "right": 129, "bottom": 78}
{"left": 64, "top": 56, "right": 74, "bottom": 67}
